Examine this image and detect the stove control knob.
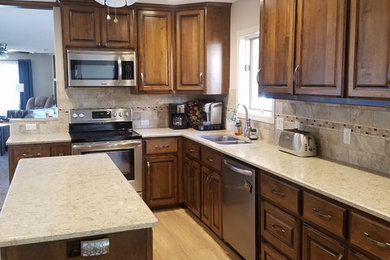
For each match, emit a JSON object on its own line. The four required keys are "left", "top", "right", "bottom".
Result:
{"left": 125, "top": 112, "right": 129, "bottom": 117}
{"left": 119, "top": 112, "right": 123, "bottom": 117}
{"left": 72, "top": 113, "right": 78, "bottom": 118}
{"left": 79, "top": 113, "right": 85, "bottom": 118}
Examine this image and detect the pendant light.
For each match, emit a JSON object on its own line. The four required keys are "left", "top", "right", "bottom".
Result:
{"left": 95, "top": 0, "right": 137, "bottom": 8}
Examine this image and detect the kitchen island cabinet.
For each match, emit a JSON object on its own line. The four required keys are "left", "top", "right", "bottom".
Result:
{"left": 0, "top": 154, "right": 157, "bottom": 260}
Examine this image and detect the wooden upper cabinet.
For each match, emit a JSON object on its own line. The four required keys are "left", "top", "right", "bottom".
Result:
{"left": 138, "top": 10, "right": 173, "bottom": 92}
{"left": 347, "top": 0, "right": 390, "bottom": 99}
{"left": 295, "top": 0, "right": 347, "bottom": 96}
{"left": 259, "top": 0, "right": 296, "bottom": 94}
{"left": 176, "top": 9, "right": 205, "bottom": 92}
{"left": 62, "top": 5, "right": 135, "bottom": 49}
{"left": 62, "top": 5, "right": 101, "bottom": 47}
{"left": 101, "top": 8, "right": 135, "bottom": 48}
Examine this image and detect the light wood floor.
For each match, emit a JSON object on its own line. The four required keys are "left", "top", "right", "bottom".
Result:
{"left": 153, "top": 208, "right": 242, "bottom": 260}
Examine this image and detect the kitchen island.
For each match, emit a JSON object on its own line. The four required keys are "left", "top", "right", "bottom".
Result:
{"left": 0, "top": 154, "right": 157, "bottom": 260}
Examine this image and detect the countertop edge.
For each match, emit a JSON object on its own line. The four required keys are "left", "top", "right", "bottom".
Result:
{"left": 0, "top": 221, "right": 158, "bottom": 248}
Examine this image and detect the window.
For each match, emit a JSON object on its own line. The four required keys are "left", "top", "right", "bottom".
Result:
{"left": 237, "top": 30, "right": 274, "bottom": 124}
{"left": 0, "top": 61, "right": 20, "bottom": 116}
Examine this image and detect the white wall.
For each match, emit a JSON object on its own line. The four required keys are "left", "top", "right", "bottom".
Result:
{"left": 5, "top": 53, "right": 54, "bottom": 98}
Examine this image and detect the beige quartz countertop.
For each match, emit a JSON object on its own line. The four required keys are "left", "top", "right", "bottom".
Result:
{"left": 0, "top": 154, "right": 158, "bottom": 247}
{"left": 6, "top": 133, "right": 71, "bottom": 145}
{"left": 137, "top": 128, "right": 390, "bottom": 223}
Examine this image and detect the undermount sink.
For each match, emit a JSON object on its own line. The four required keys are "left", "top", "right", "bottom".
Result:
{"left": 198, "top": 134, "right": 250, "bottom": 145}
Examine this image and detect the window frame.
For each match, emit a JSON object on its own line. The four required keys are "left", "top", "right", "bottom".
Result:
{"left": 236, "top": 27, "right": 274, "bottom": 124}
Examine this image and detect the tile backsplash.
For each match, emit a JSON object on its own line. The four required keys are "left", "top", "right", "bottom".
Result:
{"left": 246, "top": 99, "right": 390, "bottom": 175}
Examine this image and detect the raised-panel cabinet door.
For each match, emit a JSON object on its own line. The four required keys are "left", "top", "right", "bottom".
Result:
{"left": 295, "top": 0, "right": 347, "bottom": 96}
{"left": 138, "top": 10, "right": 173, "bottom": 92}
{"left": 210, "top": 171, "right": 222, "bottom": 237}
{"left": 62, "top": 5, "right": 101, "bottom": 47}
{"left": 176, "top": 9, "right": 205, "bottom": 91}
{"left": 101, "top": 8, "right": 136, "bottom": 48}
{"left": 347, "top": 0, "right": 390, "bottom": 98}
{"left": 259, "top": 0, "right": 296, "bottom": 94}
{"left": 184, "top": 157, "right": 201, "bottom": 217}
{"left": 184, "top": 157, "right": 192, "bottom": 208}
{"left": 201, "top": 166, "right": 211, "bottom": 226}
{"left": 302, "top": 225, "right": 346, "bottom": 260}
{"left": 144, "top": 155, "right": 177, "bottom": 207}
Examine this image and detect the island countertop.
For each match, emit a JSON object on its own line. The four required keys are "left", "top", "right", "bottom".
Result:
{"left": 0, "top": 154, "right": 158, "bottom": 248}
{"left": 137, "top": 128, "right": 390, "bottom": 223}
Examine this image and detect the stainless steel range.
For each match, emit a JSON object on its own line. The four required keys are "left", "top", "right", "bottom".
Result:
{"left": 69, "top": 108, "right": 142, "bottom": 193}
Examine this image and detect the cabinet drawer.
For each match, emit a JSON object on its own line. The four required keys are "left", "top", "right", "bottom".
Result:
{"left": 261, "top": 200, "right": 301, "bottom": 260}
{"left": 349, "top": 212, "right": 390, "bottom": 260}
{"left": 144, "top": 138, "right": 178, "bottom": 155}
{"left": 201, "top": 147, "right": 222, "bottom": 171}
{"left": 183, "top": 139, "right": 200, "bottom": 160}
{"left": 260, "top": 174, "right": 300, "bottom": 214}
{"left": 303, "top": 192, "right": 346, "bottom": 238}
{"left": 261, "top": 241, "right": 289, "bottom": 260}
{"left": 11, "top": 144, "right": 51, "bottom": 165}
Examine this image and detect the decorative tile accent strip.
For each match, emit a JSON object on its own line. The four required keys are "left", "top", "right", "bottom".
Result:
{"left": 276, "top": 114, "right": 390, "bottom": 139}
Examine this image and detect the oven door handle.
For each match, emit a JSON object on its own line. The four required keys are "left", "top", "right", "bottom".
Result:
{"left": 72, "top": 142, "right": 141, "bottom": 153}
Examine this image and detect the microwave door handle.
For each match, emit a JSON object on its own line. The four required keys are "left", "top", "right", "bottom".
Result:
{"left": 118, "top": 59, "right": 122, "bottom": 81}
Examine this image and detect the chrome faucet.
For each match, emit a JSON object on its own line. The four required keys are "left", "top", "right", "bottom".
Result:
{"left": 235, "top": 103, "right": 251, "bottom": 137}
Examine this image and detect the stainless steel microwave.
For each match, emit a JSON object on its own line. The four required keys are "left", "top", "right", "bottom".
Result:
{"left": 67, "top": 50, "right": 136, "bottom": 87}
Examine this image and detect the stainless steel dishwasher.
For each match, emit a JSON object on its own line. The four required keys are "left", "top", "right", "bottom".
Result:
{"left": 222, "top": 157, "right": 256, "bottom": 260}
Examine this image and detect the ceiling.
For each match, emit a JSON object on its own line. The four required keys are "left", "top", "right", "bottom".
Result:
{"left": 0, "top": 0, "right": 236, "bottom": 53}
{"left": 0, "top": 6, "right": 54, "bottom": 53}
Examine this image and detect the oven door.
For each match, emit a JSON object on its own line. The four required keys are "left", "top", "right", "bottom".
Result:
{"left": 71, "top": 140, "right": 142, "bottom": 192}
{"left": 67, "top": 50, "right": 136, "bottom": 87}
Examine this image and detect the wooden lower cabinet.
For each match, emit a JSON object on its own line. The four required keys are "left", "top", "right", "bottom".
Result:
{"left": 183, "top": 156, "right": 201, "bottom": 217}
{"left": 8, "top": 142, "right": 71, "bottom": 182}
{"left": 144, "top": 154, "right": 177, "bottom": 207}
{"left": 302, "top": 225, "right": 346, "bottom": 260}
{"left": 261, "top": 200, "right": 301, "bottom": 259}
{"left": 1, "top": 229, "right": 152, "bottom": 260}
{"left": 348, "top": 250, "right": 372, "bottom": 260}
{"left": 201, "top": 166, "right": 222, "bottom": 238}
{"left": 261, "top": 241, "right": 289, "bottom": 260}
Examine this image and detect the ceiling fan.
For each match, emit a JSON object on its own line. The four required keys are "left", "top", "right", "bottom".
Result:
{"left": 0, "top": 43, "right": 31, "bottom": 60}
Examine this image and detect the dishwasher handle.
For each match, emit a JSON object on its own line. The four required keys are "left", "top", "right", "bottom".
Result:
{"left": 223, "top": 159, "right": 253, "bottom": 176}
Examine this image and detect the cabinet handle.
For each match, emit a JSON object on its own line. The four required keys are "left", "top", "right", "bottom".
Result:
{"left": 207, "top": 157, "right": 214, "bottom": 163}
{"left": 58, "top": 153, "right": 64, "bottom": 156}
{"left": 22, "top": 153, "right": 42, "bottom": 158}
{"left": 147, "top": 161, "right": 150, "bottom": 175}
{"left": 293, "top": 65, "right": 300, "bottom": 86}
{"left": 257, "top": 68, "right": 262, "bottom": 86}
{"left": 387, "top": 64, "right": 390, "bottom": 86}
{"left": 199, "top": 72, "right": 203, "bottom": 84}
{"left": 271, "top": 189, "right": 285, "bottom": 197}
{"left": 189, "top": 148, "right": 195, "bottom": 152}
{"left": 337, "top": 255, "right": 344, "bottom": 260}
{"left": 102, "top": 43, "right": 108, "bottom": 47}
{"left": 97, "top": 42, "right": 101, "bottom": 47}
{"left": 363, "top": 232, "right": 390, "bottom": 248}
{"left": 312, "top": 208, "right": 332, "bottom": 220}
{"left": 271, "top": 223, "right": 286, "bottom": 234}
{"left": 140, "top": 72, "right": 144, "bottom": 84}
{"left": 154, "top": 145, "right": 169, "bottom": 150}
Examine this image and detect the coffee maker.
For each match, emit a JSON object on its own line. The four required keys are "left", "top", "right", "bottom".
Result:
{"left": 169, "top": 104, "right": 188, "bottom": 129}
{"left": 197, "top": 102, "right": 223, "bottom": 131}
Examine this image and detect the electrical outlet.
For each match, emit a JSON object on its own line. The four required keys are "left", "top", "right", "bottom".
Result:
{"left": 343, "top": 127, "right": 351, "bottom": 144}
{"left": 276, "top": 117, "right": 284, "bottom": 131}
{"left": 141, "top": 120, "right": 149, "bottom": 127}
{"left": 294, "top": 120, "right": 301, "bottom": 130}
{"left": 25, "top": 123, "right": 37, "bottom": 131}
